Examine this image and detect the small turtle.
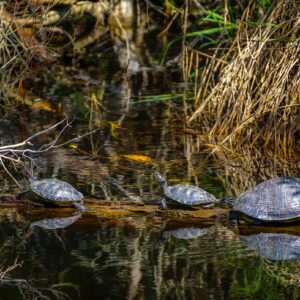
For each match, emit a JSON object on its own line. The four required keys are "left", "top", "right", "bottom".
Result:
{"left": 25, "top": 171, "right": 88, "bottom": 211}
{"left": 155, "top": 172, "right": 218, "bottom": 208}
{"left": 230, "top": 177, "right": 300, "bottom": 223}
{"left": 240, "top": 233, "right": 300, "bottom": 261}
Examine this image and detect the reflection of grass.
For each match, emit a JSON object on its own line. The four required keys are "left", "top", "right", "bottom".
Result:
{"left": 231, "top": 264, "right": 285, "bottom": 300}
{"left": 212, "top": 227, "right": 298, "bottom": 300}
{"left": 230, "top": 258, "right": 300, "bottom": 300}
{"left": 220, "top": 249, "right": 296, "bottom": 300}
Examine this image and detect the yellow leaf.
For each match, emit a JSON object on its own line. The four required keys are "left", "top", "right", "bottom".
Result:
{"left": 108, "top": 121, "right": 121, "bottom": 139}
{"left": 69, "top": 144, "right": 78, "bottom": 149}
{"left": 121, "top": 154, "right": 153, "bottom": 164}
{"left": 32, "top": 99, "right": 54, "bottom": 112}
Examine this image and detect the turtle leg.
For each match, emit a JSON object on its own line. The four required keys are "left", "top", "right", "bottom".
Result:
{"left": 17, "top": 190, "right": 31, "bottom": 200}
{"left": 160, "top": 199, "right": 168, "bottom": 209}
{"left": 228, "top": 211, "right": 239, "bottom": 223}
{"left": 74, "top": 201, "right": 89, "bottom": 211}
{"left": 251, "top": 218, "right": 263, "bottom": 226}
{"left": 16, "top": 191, "right": 44, "bottom": 207}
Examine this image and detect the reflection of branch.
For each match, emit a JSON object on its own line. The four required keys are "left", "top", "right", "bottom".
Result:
{"left": 0, "top": 117, "right": 99, "bottom": 185}
{"left": 0, "top": 258, "right": 21, "bottom": 280}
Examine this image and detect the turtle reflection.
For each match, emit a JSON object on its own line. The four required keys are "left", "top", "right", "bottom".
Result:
{"left": 26, "top": 213, "right": 82, "bottom": 237}
{"left": 240, "top": 233, "right": 300, "bottom": 261}
{"left": 162, "top": 227, "right": 211, "bottom": 240}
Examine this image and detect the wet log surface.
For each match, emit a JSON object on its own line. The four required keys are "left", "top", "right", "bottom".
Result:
{"left": 1, "top": 195, "right": 300, "bottom": 239}
{"left": 0, "top": 194, "right": 228, "bottom": 225}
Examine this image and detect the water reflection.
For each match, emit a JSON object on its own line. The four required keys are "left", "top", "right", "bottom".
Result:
{"left": 162, "top": 226, "right": 211, "bottom": 240}
{"left": 0, "top": 210, "right": 299, "bottom": 299}
{"left": 26, "top": 213, "right": 82, "bottom": 237}
{"left": 240, "top": 233, "right": 300, "bottom": 261}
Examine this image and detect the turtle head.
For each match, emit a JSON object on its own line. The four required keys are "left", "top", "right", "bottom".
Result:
{"left": 23, "top": 168, "right": 35, "bottom": 183}
{"left": 25, "top": 230, "right": 33, "bottom": 238}
{"left": 154, "top": 172, "right": 168, "bottom": 187}
{"left": 25, "top": 222, "right": 36, "bottom": 238}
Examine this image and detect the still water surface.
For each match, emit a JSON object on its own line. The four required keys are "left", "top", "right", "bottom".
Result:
{"left": 1, "top": 53, "right": 300, "bottom": 300}
{"left": 1, "top": 208, "right": 300, "bottom": 299}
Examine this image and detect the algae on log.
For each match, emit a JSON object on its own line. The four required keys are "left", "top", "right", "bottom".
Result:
{"left": 88, "top": 202, "right": 227, "bottom": 221}
{"left": 0, "top": 196, "right": 227, "bottom": 224}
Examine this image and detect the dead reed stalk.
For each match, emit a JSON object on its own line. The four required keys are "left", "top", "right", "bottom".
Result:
{"left": 187, "top": 0, "right": 300, "bottom": 153}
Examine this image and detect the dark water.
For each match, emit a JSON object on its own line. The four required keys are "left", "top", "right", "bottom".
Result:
{"left": 1, "top": 14, "right": 300, "bottom": 300}
{"left": 1, "top": 82, "right": 300, "bottom": 299}
{"left": 1, "top": 209, "right": 300, "bottom": 300}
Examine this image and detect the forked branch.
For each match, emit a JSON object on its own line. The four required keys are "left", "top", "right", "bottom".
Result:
{"left": 0, "top": 117, "right": 98, "bottom": 186}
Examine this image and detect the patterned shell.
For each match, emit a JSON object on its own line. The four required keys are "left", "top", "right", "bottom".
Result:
{"left": 240, "top": 233, "right": 300, "bottom": 261}
{"left": 30, "top": 178, "right": 83, "bottom": 203}
{"left": 234, "top": 177, "right": 300, "bottom": 221}
{"left": 165, "top": 184, "right": 217, "bottom": 205}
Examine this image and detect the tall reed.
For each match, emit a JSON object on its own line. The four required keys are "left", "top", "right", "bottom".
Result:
{"left": 186, "top": 0, "right": 300, "bottom": 153}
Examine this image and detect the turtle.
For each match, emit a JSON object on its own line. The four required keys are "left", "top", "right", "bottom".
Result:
{"left": 240, "top": 233, "right": 300, "bottom": 261}
{"left": 229, "top": 177, "right": 300, "bottom": 223}
{"left": 154, "top": 172, "right": 218, "bottom": 208}
{"left": 24, "top": 171, "right": 88, "bottom": 211}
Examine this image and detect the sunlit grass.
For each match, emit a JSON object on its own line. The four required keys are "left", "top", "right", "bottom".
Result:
{"left": 187, "top": 0, "right": 300, "bottom": 152}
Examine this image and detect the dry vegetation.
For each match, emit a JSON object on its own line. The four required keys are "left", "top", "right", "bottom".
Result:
{"left": 186, "top": 0, "right": 300, "bottom": 154}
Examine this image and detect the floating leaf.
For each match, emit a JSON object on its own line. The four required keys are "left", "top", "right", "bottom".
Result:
{"left": 32, "top": 99, "right": 54, "bottom": 112}
{"left": 69, "top": 144, "right": 78, "bottom": 149}
{"left": 121, "top": 154, "right": 153, "bottom": 164}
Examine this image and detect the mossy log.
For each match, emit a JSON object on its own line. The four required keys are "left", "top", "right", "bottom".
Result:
{"left": 0, "top": 195, "right": 227, "bottom": 223}
{"left": 2, "top": 196, "right": 300, "bottom": 236}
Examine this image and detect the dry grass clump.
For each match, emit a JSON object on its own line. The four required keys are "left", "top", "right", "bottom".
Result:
{"left": 187, "top": 0, "right": 300, "bottom": 152}
{"left": 213, "top": 145, "right": 300, "bottom": 196}
{"left": 0, "top": 1, "right": 54, "bottom": 105}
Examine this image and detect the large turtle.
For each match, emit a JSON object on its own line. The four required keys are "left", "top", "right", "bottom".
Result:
{"left": 155, "top": 172, "right": 218, "bottom": 208}
{"left": 240, "top": 233, "right": 300, "bottom": 261}
{"left": 25, "top": 172, "right": 88, "bottom": 211}
{"left": 230, "top": 177, "right": 300, "bottom": 223}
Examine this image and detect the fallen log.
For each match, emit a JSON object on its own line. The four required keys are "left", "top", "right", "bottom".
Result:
{"left": 0, "top": 194, "right": 228, "bottom": 222}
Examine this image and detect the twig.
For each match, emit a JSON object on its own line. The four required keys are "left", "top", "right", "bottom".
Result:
{"left": 0, "top": 117, "right": 99, "bottom": 185}
{"left": 0, "top": 157, "right": 21, "bottom": 187}
{"left": 0, "top": 118, "right": 67, "bottom": 150}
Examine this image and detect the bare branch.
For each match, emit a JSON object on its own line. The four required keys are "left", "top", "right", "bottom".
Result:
{"left": 0, "top": 157, "right": 21, "bottom": 187}
{"left": 0, "top": 118, "right": 68, "bottom": 150}
{"left": 0, "top": 118, "right": 99, "bottom": 185}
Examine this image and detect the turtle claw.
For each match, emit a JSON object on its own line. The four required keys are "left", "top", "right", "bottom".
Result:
{"left": 160, "top": 199, "right": 167, "bottom": 209}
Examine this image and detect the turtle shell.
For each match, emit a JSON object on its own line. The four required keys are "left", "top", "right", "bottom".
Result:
{"left": 30, "top": 178, "right": 83, "bottom": 204}
{"left": 165, "top": 184, "right": 217, "bottom": 206}
{"left": 240, "top": 233, "right": 300, "bottom": 261}
{"left": 234, "top": 177, "right": 300, "bottom": 221}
